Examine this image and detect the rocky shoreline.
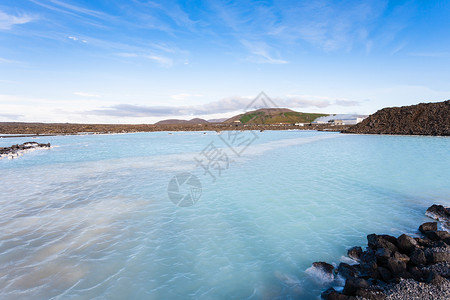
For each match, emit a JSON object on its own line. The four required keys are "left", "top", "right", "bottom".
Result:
{"left": 0, "top": 142, "right": 51, "bottom": 160}
{"left": 312, "top": 204, "right": 450, "bottom": 300}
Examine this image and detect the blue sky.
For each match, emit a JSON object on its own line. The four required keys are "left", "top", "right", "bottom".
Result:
{"left": 0, "top": 0, "right": 449, "bottom": 123}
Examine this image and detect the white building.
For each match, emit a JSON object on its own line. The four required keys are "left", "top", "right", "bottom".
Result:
{"left": 313, "top": 115, "right": 368, "bottom": 125}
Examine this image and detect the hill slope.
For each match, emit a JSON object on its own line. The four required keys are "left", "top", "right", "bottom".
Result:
{"left": 344, "top": 100, "right": 450, "bottom": 136}
{"left": 225, "top": 108, "right": 328, "bottom": 125}
{"left": 154, "top": 118, "right": 209, "bottom": 125}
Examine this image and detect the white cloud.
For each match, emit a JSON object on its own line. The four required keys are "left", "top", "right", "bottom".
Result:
{"left": 145, "top": 55, "right": 173, "bottom": 67}
{"left": 0, "top": 10, "right": 34, "bottom": 30}
{"left": 86, "top": 93, "right": 360, "bottom": 118}
{"left": 241, "top": 40, "right": 288, "bottom": 64}
{"left": 116, "top": 52, "right": 174, "bottom": 67}
{"left": 74, "top": 92, "right": 101, "bottom": 98}
{"left": 68, "top": 36, "right": 88, "bottom": 43}
{"left": 30, "top": 0, "right": 106, "bottom": 19}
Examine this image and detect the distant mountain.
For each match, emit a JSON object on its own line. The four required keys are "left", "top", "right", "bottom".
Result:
{"left": 224, "top": 108, "right": 328, "bottom": 125}
{"left": 155, "top": 118, "right": 209, "bottom": 125}
{"left": 344, "top": 100, "right": 450, "bottom": 136}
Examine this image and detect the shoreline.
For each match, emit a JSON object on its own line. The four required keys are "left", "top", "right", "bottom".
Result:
{"left": 314, "top": 204, "right": 450, "bottom": 300}
{"left": 0, "top": 122, "right": 350, "bottom": 137}
{"left": 1, "top": 123, "right": 449, "bottom": 138}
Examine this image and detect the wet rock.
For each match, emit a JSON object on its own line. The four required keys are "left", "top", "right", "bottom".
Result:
{"left": 347, "top": 246, "right": 362, "bottom": 261}
{"left": 322, "top": 287, "right": 357, "bottom": 300}
{"left": 419, "top": 222, "right": 438, "bottom": 233}
{"left": 426, "top": 204, "right": 450, "bottom": 222}
{"left": 377, "top": 266, "right": 392, "bottom": 282}
{"left": 410, "top": 248, "right": 427, "bottom": 266}
{"left": 343, "top": 277, "right": 369, "bottom": 295}
{"left": 0, "top": 141, "right": 51, "bottom": 159}
{"left": 414, "top": 237, "right": 432, "bottom": 247}
{"left": 392, "top": 251, "right": 410, "bottom": 264}
{"left": 367, "top": 234, "right": 398, "bottom": 252}
{"left": 425, "top": 231, "right": 450, "bottom": 243}
{"left": 375, "top": 248, "right": 392, "bottom": 265}
{"left": 360, "top": 250, "right": 379, "bottom": 278}
{"left": 386, "top": 258, "right": 407, "bottom": 274}
{"left": 397, "top": 234, "right": 418, "bottom": 253}
{"left": 312, "top": 261, "right": 335, "bottom": 275}
{"left": 337, "top": 263, "right": 360, "bottom": 279}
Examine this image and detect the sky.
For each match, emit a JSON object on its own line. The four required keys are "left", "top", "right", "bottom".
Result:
{"left": 0, "top": 0, "right": 449, "bottom": 124}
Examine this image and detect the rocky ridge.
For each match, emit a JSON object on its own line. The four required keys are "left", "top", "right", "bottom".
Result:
{"left": 344, "top": 100, "right": 450, "bottom": 136}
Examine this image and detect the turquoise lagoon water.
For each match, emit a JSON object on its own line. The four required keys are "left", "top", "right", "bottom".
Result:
{"left": 0, "top": 131, "right": 449, "bottom": 299}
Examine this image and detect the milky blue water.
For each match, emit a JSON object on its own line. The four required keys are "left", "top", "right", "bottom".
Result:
{"left": 0, "top": 131, "right": 449, "bottom": 299}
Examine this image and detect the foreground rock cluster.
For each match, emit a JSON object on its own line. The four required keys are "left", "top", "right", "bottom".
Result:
{"left": 0, "top": 141, "right": 51, "bottom": 159}
{"left": 315, "top": 205, "right": 450, "bottom": 300}
{"left": 344, "top": 100, "right": 450, "bottom": 136}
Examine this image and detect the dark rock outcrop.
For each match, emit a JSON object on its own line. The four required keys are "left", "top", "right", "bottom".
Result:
{"left": 0, "top": 142, "right": 51, "bottom": 159}
{"left": 343, "top": 100, "right": 450, "bottom": 136}
{"left": 320, "top": 204, "right": 450, "bottom": 300}
{"left": 397, "top": 234, "right": 418, "bottom": 253}
{"left": 426, "top": 204, "right": 450, "bottom": 221}
{"left": 419, "top": 222, "right": 438, "bottom": 233}
{"left": 337, "top": 263, "right": 360, "bottom": 279}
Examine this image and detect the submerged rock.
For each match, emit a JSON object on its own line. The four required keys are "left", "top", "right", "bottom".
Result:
{"left": 426, "top": 205, "right": 450, "bottom": 223}
{"left": 312, "top": 262, "right": 335, "bottom": 275}
{"left": 0, "top": 141, "right": 51, "bottom": 159}
{"left": 347, "top": 246, "right": 363, "bottom": 261}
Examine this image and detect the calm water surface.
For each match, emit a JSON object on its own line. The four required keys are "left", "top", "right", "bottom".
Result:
{"left": 0, "top": 131, "right": 449, "bottom": 299}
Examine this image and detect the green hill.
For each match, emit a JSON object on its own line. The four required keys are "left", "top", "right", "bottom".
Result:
{"left": 225, "top": 108, "right": 328, "bottom": 125}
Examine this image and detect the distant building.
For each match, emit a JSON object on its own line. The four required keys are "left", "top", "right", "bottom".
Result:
{"left": 294, "top": 123, "right": 306, "bottom": 126}
{"left": 313, "top": 114, "right": 368, "bottom": 125}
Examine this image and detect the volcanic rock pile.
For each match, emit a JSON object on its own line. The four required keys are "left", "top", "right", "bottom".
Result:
{"left": 344, "top": 100, "right": 450, "bottom": 136}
